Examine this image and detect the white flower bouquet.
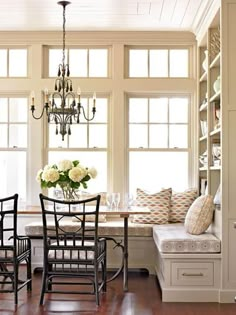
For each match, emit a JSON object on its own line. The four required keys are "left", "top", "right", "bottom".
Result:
{"left": 36, "top": 159, "right": 97, "bottom": 200}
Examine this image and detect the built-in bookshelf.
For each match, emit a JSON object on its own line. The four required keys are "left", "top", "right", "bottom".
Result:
{"left": 198, "top": 13, "right": 221, "bottom": 208}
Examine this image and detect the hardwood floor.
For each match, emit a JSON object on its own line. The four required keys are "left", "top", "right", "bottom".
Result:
{"left": 0, "top": 268, "right": 235, "bottom": 315}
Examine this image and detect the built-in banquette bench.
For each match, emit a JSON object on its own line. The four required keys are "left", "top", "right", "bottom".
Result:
{"left": 24, "top": 220, "right": 221, "bottom": 302}
{"left": 24, "top": 189, "right": 222, "bottom": 302}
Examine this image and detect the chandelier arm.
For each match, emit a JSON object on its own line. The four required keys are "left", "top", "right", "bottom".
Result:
{"left": 30, "top": 104, "right": 49, "bottom": 120}
{"left": 79, "top": 104, "right": 96, "bottom": 122}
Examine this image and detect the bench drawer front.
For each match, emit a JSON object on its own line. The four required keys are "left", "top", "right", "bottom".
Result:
{"left": 171, "top": 262, "right": 214, "bottom": 286}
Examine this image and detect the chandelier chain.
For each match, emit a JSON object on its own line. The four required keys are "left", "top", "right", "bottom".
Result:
{"left": 62, "top": 3, "right": 66, "bottom": 68}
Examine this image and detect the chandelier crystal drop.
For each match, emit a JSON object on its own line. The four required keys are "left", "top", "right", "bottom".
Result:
{"left": 30, "top": 1, "right": 96, "bottom": 141}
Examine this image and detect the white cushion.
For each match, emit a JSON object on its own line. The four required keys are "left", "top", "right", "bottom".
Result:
{"left": 49, "top": 240, "right": 95, "bottom": 260}
{"left": 153, "top": 223, "right": 221, "bottom": 253}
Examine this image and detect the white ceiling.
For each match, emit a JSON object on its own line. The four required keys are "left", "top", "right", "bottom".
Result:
{"left": 0, "top": 0, "right": 212, "bottom": 33}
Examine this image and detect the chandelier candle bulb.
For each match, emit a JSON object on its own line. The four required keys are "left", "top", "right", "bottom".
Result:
{"left": 31, "top": 91, "right": 35, "bottom": 106}
{"left": 93, "top": 92, "right": 96, "bottom": 107}
{"left": 77, "top": 87, "right": 81, "bottom": 102}
{"left": 44, "top": 88, "right": 49, "bottom": 103}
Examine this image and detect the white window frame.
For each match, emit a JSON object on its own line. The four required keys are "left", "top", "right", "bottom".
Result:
{"left": 43, "top": 94, "right": 110, "bottom": 195}
{"left": 0, "top": 47, "right": 28, "bottom": 77}
{"left": 125, "top": 45, "right": 191, "bottom": 78}
{"left": 125, "top": 92, "right": 196, "bottom": 194}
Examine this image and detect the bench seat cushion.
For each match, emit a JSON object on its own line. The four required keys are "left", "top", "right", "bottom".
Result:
{"left": 25, "top": 220, "right": 154, "bottom": 237}
{"left": 153, "top": 223, "right": 221, "bottom": 253}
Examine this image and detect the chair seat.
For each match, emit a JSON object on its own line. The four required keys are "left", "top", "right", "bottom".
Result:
{"left": 49, "top": 239, "right": 104, "bottom": 260}
{"left": 0, "top": 238, "right": 31, "bottom": 259}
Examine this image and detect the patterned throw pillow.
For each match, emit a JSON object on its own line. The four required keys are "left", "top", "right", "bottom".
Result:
{"left": 184, "top": 195, "right": 214, "bottom": 235}
{"left": 169, "top": 189, "right": 198, "bottom": 223}
{"left": 132, "top": 188, "right": 172, "bottom": 224}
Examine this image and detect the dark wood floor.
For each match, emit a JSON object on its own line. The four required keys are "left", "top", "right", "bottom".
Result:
{"left": 0, "top": 268, "right": 236, "bottom": 315}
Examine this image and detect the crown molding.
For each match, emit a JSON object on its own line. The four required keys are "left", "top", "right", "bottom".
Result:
{"left": 193, "top": 0, "right": 221, "bottom": 43}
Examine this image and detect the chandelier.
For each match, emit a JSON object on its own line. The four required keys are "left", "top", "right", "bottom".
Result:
{"left": 30, "top": 1, "right": 96, "bottom": 141}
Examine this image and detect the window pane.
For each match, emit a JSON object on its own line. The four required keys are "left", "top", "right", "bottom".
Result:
{"left": 48, "top": 151, "right": 107, "bottom": 193}
{"left": 0, "top": 49, "right": 7, "bottom": 77}
{"left": 129, "top": 125, "right": 148, "bottom": 148}
{"left": 169, "top": 98, "right": 188, "bottom": 123}
{"left": 169, "top": 125, "right": 188, "bottom": 148}
{"left": 9, "top": 98, "right": 27, "bottom": 122}
{"left": 169, "top": 49, "right": 188, "bottom": 77}
{"left": 0, "top": 151, "right": 26, "bottom": 202}
{"left": 49, "top": 49, "right": 67, "bottom": 77}
{"left": 48, "top": 125, "right": 68, "bottom": 148}
{"left": 129, "top": 50, "right": 148, "bottom": 77}
{"left": 9, "top": 125, "right": 27, "bottom": 147}
{"left": 9, "top": 49, "right": 27, "bottom": 77}
{"left": 89, "top": 125, "right": 107, "bottom": 148}
{"left": 149, "top": 125, "right": 168, "bottom": 148}
{"left": 129, "top": 98, "right": 148, "bottom": 123}
{"left": 149, "top": 98, "right": 168, "bottom": 123}
{"left": 129, "top": 152, "right": 188, "bottom": 193}
{"left": 89, "top": 49, "right": 108, "bottom": 77}
{"left": 69, "top": 124, "right": 87, "bottom": 148}
{"left": 150, "top": 50, "right": 168, "bottom": 77}
{"left": 0, "top": 125, "right": 7, "bottom": 147}
{"left": 0, "top": 98, "right": 8, "bottom": 122}
{"left": 69, "top": 49, "right": 87, "bottom": 77}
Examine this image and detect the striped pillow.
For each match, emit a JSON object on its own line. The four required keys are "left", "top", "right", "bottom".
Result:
{"left": 132, "top": 188, "right": 172, "bottom": 224}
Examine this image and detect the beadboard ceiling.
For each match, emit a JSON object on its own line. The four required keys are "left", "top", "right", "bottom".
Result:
{"left": 0, "top": 0, "right": 214, "bottom": 33}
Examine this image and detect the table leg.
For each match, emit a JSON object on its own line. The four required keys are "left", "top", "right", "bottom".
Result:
{"left": 123, "top": 217, "right": 128, "bottom": 291}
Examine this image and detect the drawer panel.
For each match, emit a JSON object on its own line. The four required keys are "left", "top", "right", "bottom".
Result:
{"left": 171, "top": 262, "right": 214, "bottom": 286}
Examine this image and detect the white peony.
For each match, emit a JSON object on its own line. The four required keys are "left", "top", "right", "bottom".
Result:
{"left": 43, "top": 164, "right": 51, "bottom": 171}
{"left": 88, "top": 167, "right": 97, "bottom": 179}
{"left": 57, "top": 160, "right": 73, "bottom": 172}
{"left": 42, "top": 168, "right": 59, "bottom": 183}
{"left": 36, "top": 169, "right": 43, "bottom": 182}
{"left": 69, "top": 166, "right": 87, "bottom": 182}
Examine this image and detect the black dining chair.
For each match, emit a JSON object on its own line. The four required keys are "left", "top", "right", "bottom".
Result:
{"left": 39, "top": 193, "right": 107, "bottom": 306}
{"left": 0, "top": 194, "right": 32, "bottom": 304}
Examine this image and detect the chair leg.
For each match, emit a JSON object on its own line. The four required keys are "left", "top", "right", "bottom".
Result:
{"left": 94, "top": 264, "right": 100, "bottom": 306}
{"left": 39, "top": 269, "right": 47, "bottom": 305}
{"left": 103, "top": 259, "right": 107, "bottom": 292}
{"left": 13, "top": 262, "right": 18, "bottom": 305}
{"left": 26, "top": 257, "right": 32, "bottom": 291}
{"left": 47, "top": 264, "right": 52, "bottom": 291}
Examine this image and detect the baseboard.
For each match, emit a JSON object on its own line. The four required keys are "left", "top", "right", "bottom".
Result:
{"left": 219, "top": 290, "right": 236, "bottom": 303}
{"left": 161, "top": 288, "right": 220, "bottom": 302}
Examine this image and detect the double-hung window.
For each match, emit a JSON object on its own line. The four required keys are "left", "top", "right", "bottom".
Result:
{"left": 128, "top": 95, "right": 190, "bottom": 194}
{"left": 0, "top": 97, "right": 28, "bottom": 202}
{"left": 47, "top": 95, "right": 108, "bottom": 195}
